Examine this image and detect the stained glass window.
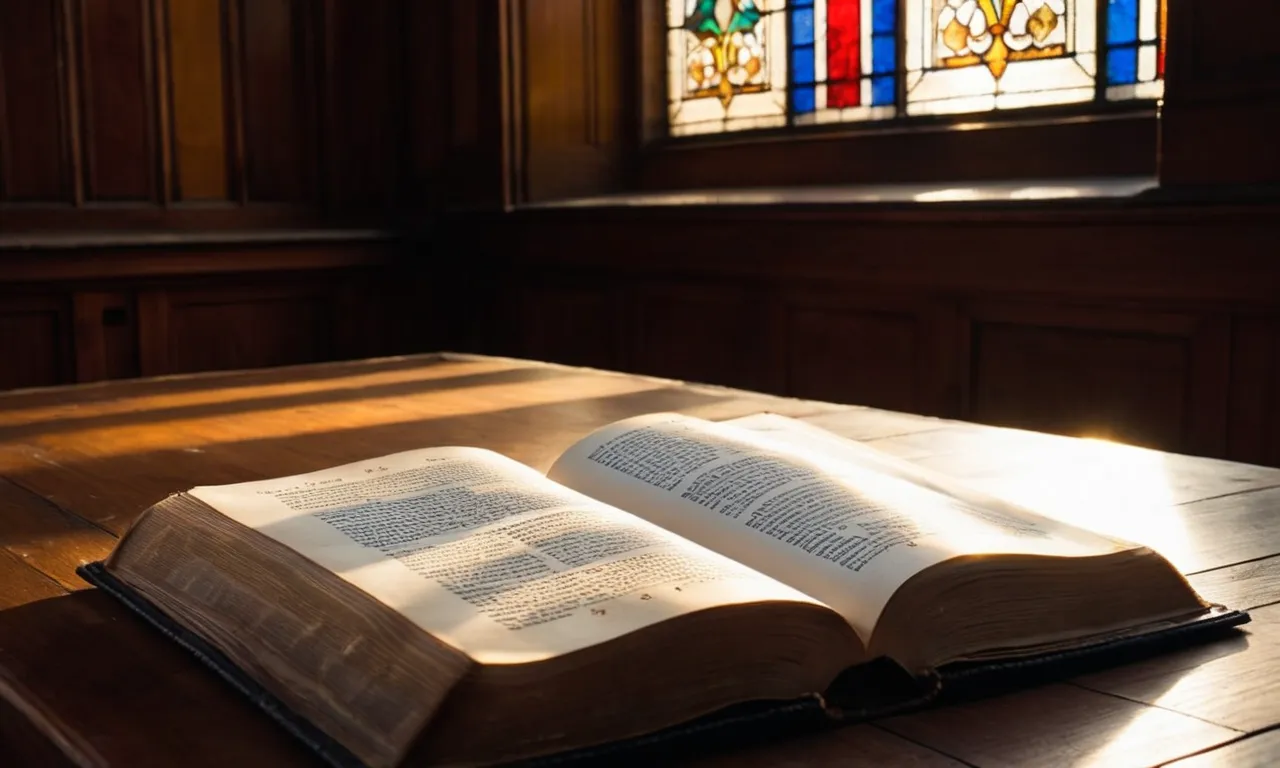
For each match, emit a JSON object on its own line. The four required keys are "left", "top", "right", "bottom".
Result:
{"left": 666, "top": 0, "right": 1167, "bottom": 135}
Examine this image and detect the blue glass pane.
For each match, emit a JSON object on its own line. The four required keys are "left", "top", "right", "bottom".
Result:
{"left": 871, "top": 75, "right": 894, "bottom": 106}
{"left": 792, "top": 8, "right": 815, "bottom": 45}
{"left": 1107, "top": 47, "right": 1137, "bottom": 84}
{"left": 873, "top": 0, "right": 896, "bottom": 34}
{"left": 1108, "top": 0, "right": 1138, "bottom": 43}
{"left": 791, "top": 0, "right": 813, "bottom": 5}
{"left": 792, "top": 45, "right": 816, "bottom": 85}
{"left": 794, "top": 87, "right": 816, "bottom": 113}
{"left": 872, "top": 34, "right": 895, "bottom": 74}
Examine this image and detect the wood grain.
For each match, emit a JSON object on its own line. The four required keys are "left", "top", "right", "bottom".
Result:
{"left": 325, "top": 0, "right": 399, "bottom": 210}
{"left": 240, "top": 0, "right": 311, "bottom": 202}
{"left": 0, "top": 478, "right": 115, "bottom": 591}
{"left": 166, "top": 0, "right": 229, "bottom": 200}
{"left": 1165, "top": 729, "right": 1280, "bottom": 768}
{"left": 0, "top": 587, "right": 316, "bottom": 767}
{"left": 77, "top": 0, "right": 156, "bottom": 201}
{"left": 630, "top": 283, "right": 768, "bottom": 392}
{"left": 692, "top": 723, "right": 964, "bottom": 767}
{"left": 1190, "top": 556, "right": 1280, "bottom": 612}
{"left": 787, "top": 305, "right": 922, "bottom": 415}
{"left": 879, "top": 683, "right": 1240, "bottom": 768}
{"left": 165, "top": 286, "right": 335, "bottom": 374}
{"left": 492, "top": 202, "right": 1280, "bottom": 467}
{"left": 0, "top": 549, "right": 67, "bottom": 611}
{"left": 0, "top": 0, "right": 71, "bottom": 201}
{"left": 1074, "top": 605, "right": 1280, "bottom": 733}
{"left": 0, "top": 295, "right": 72, "bottom": 390}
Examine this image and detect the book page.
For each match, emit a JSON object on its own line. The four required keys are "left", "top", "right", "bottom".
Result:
{"left": 548, "top": 413, "right": 1130, "bottom": 642}
{"left": 188, "top": 448, "right": 824, "bottom": 665}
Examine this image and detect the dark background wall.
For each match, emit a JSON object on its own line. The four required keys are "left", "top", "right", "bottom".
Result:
{"left": 2, "top": 0, "right": 1279, "bottom": 468}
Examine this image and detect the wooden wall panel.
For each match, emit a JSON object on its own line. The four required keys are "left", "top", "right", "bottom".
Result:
{"left": 165, "top": 0, "right": 230, "bottom": 200}
{"left": 519, "top": 283, "right": 619, "bottom": 369}
{"left": 965, "top": 305, "right": 1229, "bottom": 454}
{"left": 240, "top": 0, "right": 312, "bottom": 203}
{"left": 0, "top": 0, "right": 71, "bottom": 201}
{"left": 1162, "top": 0, "right": 1280, "bottom": 185}
{"left": 519, "top": 0, "right": 629, "bottom": 202}
{"left": 0, "top": 296, "right": 71, "bottom": 390}
{"left": 326, "top": 0, "right": 400, "bottom": 210}
{"left": 77, "top": 0, "right": 157, "bottom": 201}
{"left": 630, "top": 285, "right": 765, "bottom": 391}
{"left": 163, "top": 287, "right": 335, "bottom": 375}
{"left": 73, "top": 292, "right": 139, "bottom": 383}
{"left": 1228, "top": 317, "right": 1280, "bottom": 467}
{"left": 787, "top": 306, "right": 922, "bottom": 415}
{"left": 405, "top": 0, "right": 451, "bottom": 208}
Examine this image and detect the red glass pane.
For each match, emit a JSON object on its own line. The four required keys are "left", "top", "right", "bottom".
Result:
{"left": 827, "top": 0, "right": 861, "bottom": 107}
{"left": 1158, "top": 0, "right": 1167, "bottom": 76}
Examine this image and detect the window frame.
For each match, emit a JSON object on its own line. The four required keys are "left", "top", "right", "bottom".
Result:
{"left": 635, "top": 0, "right": 1163, "bottom": 191}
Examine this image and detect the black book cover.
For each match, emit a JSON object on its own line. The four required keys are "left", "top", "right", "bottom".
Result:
{"left": 77, "top": 562, "right": 1251, "bottom": 767}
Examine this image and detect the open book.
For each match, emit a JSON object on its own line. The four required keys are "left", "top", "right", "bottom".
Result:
{"left": 86, "top": 413, "right": 1247, "bottom": 767}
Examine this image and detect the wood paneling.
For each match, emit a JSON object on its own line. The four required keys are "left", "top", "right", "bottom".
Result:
{"left": 965, "top": 304, "right": 1229, "bottom": 454}
{"left": 73, "top": 291, "right": 138, "bottom": 383}
{"left": 1, "top": 0, "right": 426, "bottom": 229}
{"left": 970, "top": 321, "right": 1187, "bottom": 450}
{"left": 240, "top": 0, "right": 312, "bottom": 203}
{"left": 0, "top": 0, "right": 71, "bottom": 201}
{"left": 476, "top": 200, "right": 1279, "bottom": 466}
{"left": 1162, "top": 0, "right": 1280, "bottom": 185}
{"left": 163, "top": 286, "right": 336, "bottom": 375}
{"left": 0, "top": 296, "right": 71, "bottom": 390}
{"left": 519, "top": 0, "right": 629, "bottom": 202}
{"left": 1229, "top": 317, "right": 1280, "bottom": 468}
{"left": 0, "top": 239, "right": 402, "bottom": 388}
{"left": 440, "top": 0, "right": 511, "bottom": 210}
{"left": 630, "top": 284, "right": 765, "bottom": 391}
{"left": 519, "top": 283, "right": 620, "bottom": 369}
{"left": 325, "top": 0, "right": 401, "bottom": 210}
{"left": 165, "top": 0, "right": 230, "bottom": 200}
{"left": 787, "top": 305, "right": 922, "bottom": 414}
{"left": 77, "top": 0, "right": 156, "bottom": 201}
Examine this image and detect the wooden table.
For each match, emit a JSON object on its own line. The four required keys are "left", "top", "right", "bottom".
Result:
{"left": 2, "top": 353, "right": 1278, "bottom": 767}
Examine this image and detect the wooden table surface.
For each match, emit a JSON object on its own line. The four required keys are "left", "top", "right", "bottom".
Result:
{"left": 1, "top": 353, "right": 1278, "bottom": 767}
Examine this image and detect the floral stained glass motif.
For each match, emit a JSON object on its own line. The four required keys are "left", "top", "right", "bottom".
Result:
{"left": 905, "top": 0, "right": 1098, "bottom": 115}
{"left": 1104, "top": 0, "right": 1165, "bottom": 100}
{"left": 668, "top": 0, "right": 789, "bottom": 136}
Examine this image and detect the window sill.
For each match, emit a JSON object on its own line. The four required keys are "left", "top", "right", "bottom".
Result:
{"left": 635, "top": 110, "right": 1160, "bottom": 191}
{"left": 522, "top": 176, "right": 1159, "bottom": 211}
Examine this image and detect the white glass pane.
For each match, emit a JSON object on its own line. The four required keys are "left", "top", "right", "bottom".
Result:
{"left": 1140, "top": 0, "right": 1157, "bottom": 40}
{"left": 816, "top": 0, "right": 829, "bottom": 83}
{"left": 908, "top": 66, "right": 996, "bottom": 106}
{"left": 907, "top": 92, "right": 997, "bottom": 115}
{"left": 1106, "top": 79, "right": 1163, "bottom": 101}
{"left": 1075, "top": 0, "right": 1097, "bottom": 53}
{"left": 1075, "top": 51, "right": 1097, "bottom": 77}
{"left": 996, "top": 85, "right": 1093, "bottom": 109}
{"left": 667, "top": 0, "right": 684, "bottom": 28}
{"left": 906, "top": 0, "right": 925, "bottom": 72}
{"left": 998, "top": 55, "right": 1094, "bottom": 96}
{"left": 768, "top": 7, "right": 789, "bottom": 92}
{"left": 670, "top": 112, "right": 788, "bottom": 137}
{"left": 1138, "top": 44, "right": 1157, "bottom": 82}
{"left": 860, "top": 0, "right": 873, "bottom": 74}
